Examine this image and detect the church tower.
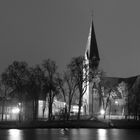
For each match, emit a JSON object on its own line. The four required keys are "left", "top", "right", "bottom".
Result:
{"left": 83, "top": 20, "right": 100, "bottom": 116}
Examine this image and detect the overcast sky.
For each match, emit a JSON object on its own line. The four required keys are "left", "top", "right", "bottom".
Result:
{"left": 0, "top": 0, "right": 140, "bottom": 77}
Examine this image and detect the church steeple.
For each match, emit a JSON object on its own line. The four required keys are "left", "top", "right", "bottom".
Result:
{"left": 83, "top": 19, "right": 101, "bottom": 115}
{"left": 85, "top": 20, "right": 100, "bottom": 68}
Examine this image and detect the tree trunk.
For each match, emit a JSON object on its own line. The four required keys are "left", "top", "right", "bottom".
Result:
{"left": 48, "top": 102, "right": 53, "bottom": 120}
{"left": 77, "top": 96, "right": 82, "bottom": 120}
{"left": 43, "top": 100, "right": 46, "bottom": 118}
{"left": 33, "top": 99, "right": 38, "bottom": 120}
{"left": 32, "top": 100, "right": 34, "bottom": 120}
{"left": 1, "top": 98, "right": 5, "bottom": 121}
{"left": 67, "top": 99, "right": 72, "bottom": 120}
{"left": 48, "top": 91, "right": 53, "bottom": 121}
{"left": 33, "top": 100, "right": 35, "bottom": 120}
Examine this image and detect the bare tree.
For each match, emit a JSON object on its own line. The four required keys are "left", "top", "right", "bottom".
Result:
{"left": 42, "top": 59, "right": 58, "bottom": 121}
{"left": 56, "top": 73, "right": 66, "bottom": 103}
{"left": 64, "top": 70, "right": 77, "bottom": 120}
{"left": 68, "top": 56, "right": 88, "bottom": 120}
{"left": 27, "top": 65, "right": 44, "bottom": 120}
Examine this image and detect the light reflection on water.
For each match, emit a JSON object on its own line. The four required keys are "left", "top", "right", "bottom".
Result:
{"left": 98, "top": 129, "right": 107, "bottom": 140}
{"left": 8, "top": 129, "right": 23, "bottom": 140}
{"left": 0, "top": 129, "right": 140, "bottom": 140}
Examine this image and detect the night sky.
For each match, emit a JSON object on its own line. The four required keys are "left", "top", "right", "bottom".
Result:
{"left": 0, "top": 0, "right": 140, "bottom": 77}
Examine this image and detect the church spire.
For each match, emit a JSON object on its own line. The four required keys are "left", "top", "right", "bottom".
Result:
{"left": 85, "top": 19, "right": 100, "bottom": 68}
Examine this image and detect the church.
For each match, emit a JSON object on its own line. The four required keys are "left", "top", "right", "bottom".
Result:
{"left": 82, "top": 20, "right": 140, "bottom": 119}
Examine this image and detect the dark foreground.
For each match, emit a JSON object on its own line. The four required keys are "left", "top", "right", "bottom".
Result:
{"left": 1, "top": 120, "right": 140, "bottom": 129}
{"left": 1, "top": 129, "right": 140, "bottom": 140}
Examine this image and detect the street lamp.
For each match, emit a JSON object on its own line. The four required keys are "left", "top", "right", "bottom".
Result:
{"left": 12, "top": 107, "right": 20, "bottom": 114}
{"left": 100, "top": 109, "right": 105, "bottom": 115}
{"left": 115, "top": 100, "right": 118, "bottom": 105}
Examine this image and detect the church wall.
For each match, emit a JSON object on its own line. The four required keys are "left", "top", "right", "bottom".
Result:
{"left": 88, "top": 83, "right": 101, "bottom": 115}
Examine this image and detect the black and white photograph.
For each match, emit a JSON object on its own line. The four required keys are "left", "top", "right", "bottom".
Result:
{"left": 0, "top": 0, "right": 140, "bottom": 140}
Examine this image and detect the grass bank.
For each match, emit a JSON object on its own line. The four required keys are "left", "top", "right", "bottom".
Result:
{"left": 0, "top": 119, "right": 140, "bottom": 129}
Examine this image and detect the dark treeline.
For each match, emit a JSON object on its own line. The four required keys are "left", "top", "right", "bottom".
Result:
{"left": 0, "top": 56, "right": 88, "bottom": 121}
{"left": 0, "top": 57, "right": 140, "bottom": 122}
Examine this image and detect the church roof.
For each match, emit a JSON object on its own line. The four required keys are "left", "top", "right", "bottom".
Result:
{"left": 101, "top": 76, "right": 137, "bottom": 90}
{"left": 101, "top": 76, "right": 138, "bottom": 98}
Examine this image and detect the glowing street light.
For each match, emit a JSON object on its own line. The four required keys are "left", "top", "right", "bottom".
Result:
{"left": 115, "top": 100, "right": 118, "bottom": 105}
{"left": 12, "top": 107, "right": 20, "bottom": 114}
{"left": 100, "top": 109, "right": 105, "bottom": 115}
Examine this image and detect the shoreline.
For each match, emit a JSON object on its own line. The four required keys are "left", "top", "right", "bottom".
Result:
{"left": 0, "top": 120, "right": 140, "bottom": 129}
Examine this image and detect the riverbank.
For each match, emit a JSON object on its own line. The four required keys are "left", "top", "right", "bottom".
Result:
{"left": 0, "top": 119, "right": 140, "bottom": 129}
{"left": 0, "top": 120, "right": 108, "bottom": 129}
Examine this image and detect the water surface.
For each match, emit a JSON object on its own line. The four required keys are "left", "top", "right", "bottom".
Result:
{"left": 0, "top": 129, "right": 140, "bottom": 140}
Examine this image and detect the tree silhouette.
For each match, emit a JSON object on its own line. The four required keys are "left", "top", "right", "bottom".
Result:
{"left": 42, "top": 59, "right": 58, "bottom": 120}
{"left": 68, "top": 56, "right": 88, "bottom": 120}
{"left": 26, "top": 65, "right": 44, "bottom": 120}
{"left": 1, "top": 61, "right": 29, "bottom": 121}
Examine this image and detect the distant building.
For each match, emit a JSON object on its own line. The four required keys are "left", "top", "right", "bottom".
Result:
{"left": 0, "top": 99, "right": 20, "bottom": 120}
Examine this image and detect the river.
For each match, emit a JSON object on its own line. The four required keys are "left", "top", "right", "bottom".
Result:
{"left": 0, "top": 129, "right": 140, "bottom": 140}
